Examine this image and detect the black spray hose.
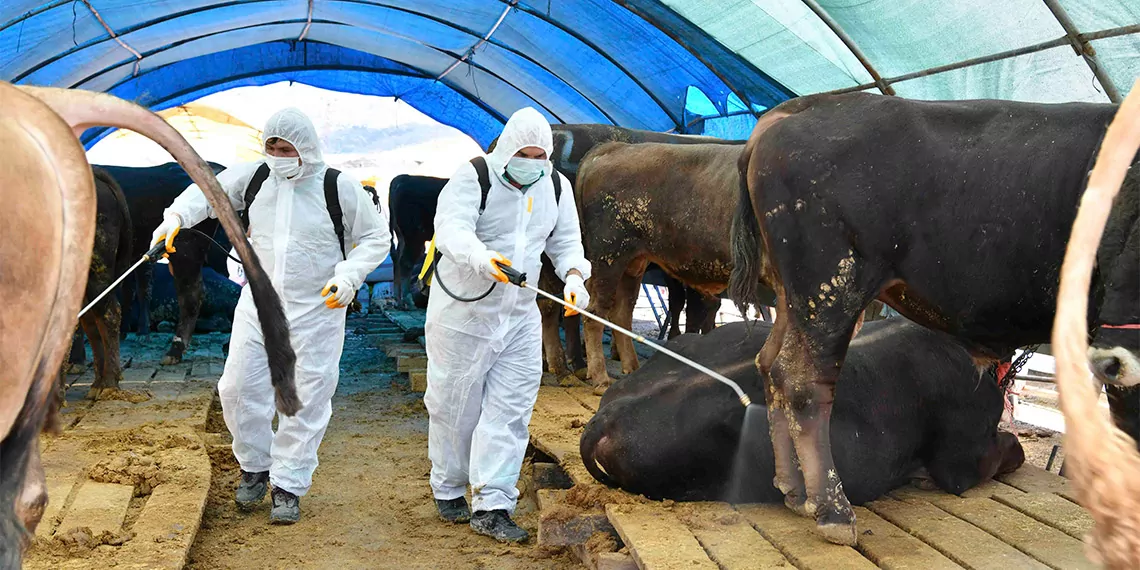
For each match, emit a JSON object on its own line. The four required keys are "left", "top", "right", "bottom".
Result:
{"left": 180, "top": 226, "right": 243, "bottom": 264}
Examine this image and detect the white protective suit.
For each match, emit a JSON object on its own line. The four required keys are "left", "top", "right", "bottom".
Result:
{"left": 424, "top": 108, "right": 591, "bottom": 513}
{"left": 164, "top": 108, "right": 390, "bottom": 496}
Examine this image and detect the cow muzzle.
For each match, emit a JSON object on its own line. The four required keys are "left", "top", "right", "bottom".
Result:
{"left": 1088, "top": 346, "right": 1140, "bottom": 387}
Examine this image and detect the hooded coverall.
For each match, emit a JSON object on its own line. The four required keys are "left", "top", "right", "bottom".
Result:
{"left": 425, "top": 108, "right": 592, "bottom": 513}
{"left": 164, "top": 108, "right": 390, "bottom": 496}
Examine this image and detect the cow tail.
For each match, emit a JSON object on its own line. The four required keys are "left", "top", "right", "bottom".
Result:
{"left": 17, "top": 86, "right": 302, "bottom": 417}
{"left": 728, "top": 143, "right": 763, "bottom": 324}
{"left": 0, "top": 360, "right": 55, "bottom": 565}
{"left": 579, "top": 415, "right": 616, "bottom": 487}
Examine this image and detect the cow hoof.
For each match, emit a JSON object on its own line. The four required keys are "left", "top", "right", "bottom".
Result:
{"left": 86, "top": 387, "right": 103, "bottom": 400}
{"left": 557, "top": 374, "right": 581, "bottom": 387}
{"left": 591, "top": 383, "right": 611, "bottom": 396}
{"left": 65, "top": 363, "right": 86, "bottom": 375}
{"left": 161, "top": 355, "right": 182, "bottom": 366}
{"left": 816, "top": 520, "right": 858, "bottom": 546}
{"left": 785, "top": 494, "right": 812, "bottom": 517}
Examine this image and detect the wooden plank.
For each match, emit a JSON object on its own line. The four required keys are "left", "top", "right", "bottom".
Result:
{"left": 397, "top": 355, "right": 428, "bottom": 373}
{"left": 679, "top": 502, "right": 790, "bottom": 569}
{"left": 153, "top": 363, "right": 190, "bottom": 382}
{"left": 960, "top": 479, "right": 1025, "bottom": 499}
{"left": 409, "top": 371, "right": 427, "bottom": 392}
{"left": 994, "top": 492, "right": 1093, "bottom": 541}
{"left": 605, "top": 503, "right": 717, "bottom": 570}
{"left": 930, "top": 496, "right": 1094, "bottom": 569}
{"left": 540, "top": 511, "right": 615, "bottom": 547}
{"left": 596, "top": 552, "right": 638, "bottom": 570}
{"left": 57, "top": 481, "right": 133, "bottom": 535}
{"left": 535, "top": 387, "right": 594, "bottom": 420}
{"left": 997, "top": 465, "right": 1076, "bottom": 501}
{"left": 566, "top": 386, "right": 602, "bottom": 412}
{"left": 537, "top": 489, "right": 567, "bottom": 511}
{"left": 868, "top": 497, "right": 1050, "bottom": 570}
{"left": 124, "top": 447, "right": 210, "bottom": 569}
{"left": 736, "top": 504, "right": 877, "bottom": 570}
{"left": 852, "top": 506, "right": 961, "bottom": 570}
{"left": 121, "top": 366, "right": 156, "bottom": 383}
{"left": 35, "top": 477, "right": 77, "bottom": 538}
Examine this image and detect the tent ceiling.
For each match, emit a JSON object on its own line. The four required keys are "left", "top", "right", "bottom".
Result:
{"left": 1, "top": 0, "right": 1135, "bottom": 146}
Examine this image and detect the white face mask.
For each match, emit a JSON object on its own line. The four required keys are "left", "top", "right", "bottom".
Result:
{"left": 266, "top": 155, "right": 302, "bottom": 178}
{"left": 505, "top": 157, "right": 546, "bottom": 186}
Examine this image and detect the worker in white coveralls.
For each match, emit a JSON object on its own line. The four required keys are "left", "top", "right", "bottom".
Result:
{"left": 151, "top": 108, "right": 390, "bottom": 524}
{"left": 425, "top": 107, "right": 591, "bottom": 542}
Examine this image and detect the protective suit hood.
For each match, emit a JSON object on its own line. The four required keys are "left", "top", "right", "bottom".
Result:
{"left": 487, "top": 108, "right": 553, "bottom": 183}
{"left": 262, "top": 107, "right": 326, "bottom": 178}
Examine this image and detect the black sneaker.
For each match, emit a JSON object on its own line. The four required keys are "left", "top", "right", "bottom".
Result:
{"left": 270, "top": 487, "right": 300, "bottom": 525}
{"left": 470, "top": 510, "right": 529, "bottom": 543}
{"left": 235, "top": 470, "right": 269, "bottom": 510}
{"left": 436, "top": 497, "right": 471, "bottom": 523}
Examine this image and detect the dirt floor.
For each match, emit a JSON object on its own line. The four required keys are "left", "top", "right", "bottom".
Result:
{"left": 184, "top": 315, "right": 583, "bottom": 570}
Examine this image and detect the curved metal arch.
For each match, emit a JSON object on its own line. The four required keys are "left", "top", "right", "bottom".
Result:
{"left": 11, "top": 7, "right": 610, "bottom": 124}
{"left": 5, "top": 0, "right": 656, "bottom": 126}
{"left": 43, "top": 21, "right": 572, "bottom": 124}
{"left": 73, "top": 25, "right": 567, "bottom": 122}
{"left": 797, "top": 0, "right": 893, "bottom": 96}
{"left": 80, "top": 57, "right": 509, "bottom": 148}
{"left": 611, "top": 0, "right": 796, "bottom": 113}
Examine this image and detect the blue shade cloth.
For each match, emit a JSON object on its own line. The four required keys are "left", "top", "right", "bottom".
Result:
{"left": 2, "top": 0, "right": 1134, "bottom": 152}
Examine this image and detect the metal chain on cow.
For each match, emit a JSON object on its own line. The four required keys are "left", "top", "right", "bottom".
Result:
{"left": 999, "top": 344, "right": 1040, "bottom": 392}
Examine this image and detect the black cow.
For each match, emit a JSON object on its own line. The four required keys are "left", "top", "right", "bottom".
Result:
{"left": 101, "top": 162, "right": 231, "bottom": 365}
{"left": 71, "top": 167, "right": 133, "bottom": 398}
{"left": 729, "top": 93, "right": 1139, "bottom": 544}
{"left": 580, "top": 319, "right": 1025, "bottom": 504}
{"left": 389, "top": 174, "right": 447, "bottom": 310}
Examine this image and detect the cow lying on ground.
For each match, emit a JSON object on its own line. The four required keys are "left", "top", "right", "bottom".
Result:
{"left": 580, "top": 319, "right": 1025, "bottom": 503}
{"left": 0, "top": 84, "right": 299, "bottom": 566}
{"left": 389, "top": 174, "right": 446, "bottom": 311}
{"left": 729, "top": 92, "right": 1138, "bottom": 544}
{"left": 75, "top": 167, "right": 133, "bottom": 398}
{"left": 103, "top": 162, "right": 231, "bottom": 365}
{"left": 576, "top": 141, "right": 771, "bottom": 387}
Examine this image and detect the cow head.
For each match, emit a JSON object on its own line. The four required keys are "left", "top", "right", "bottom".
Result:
{"left": 1089, "top": 162, "right": 1139, "bottom": 387}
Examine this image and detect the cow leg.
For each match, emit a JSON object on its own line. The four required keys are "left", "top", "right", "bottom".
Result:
{"left": 14, "top": 433, "right": 47, "bottom": 546}
{"left": 136, "top": 264, "right": 153, "bottom": 334}
{"left": 81, "top": 314, "right": 109, "bottom": 399}
{"left": 666, "top": 278, "right": 686, "bottom": 339}
{"left": 540, "top": 302, "right": 572, "bottom": 378}
{"left": 756, "top": 291, "right": 807, "bottom": 515}
{"left": 163, "top": 261, "right": 203, "bottom": 365}
{"left": 66, "top": 329, "right": 85, "bottom": 373}
{"left": 584, "top": 273, "right": 620, "bottom": 388}
{"left": 698, "top": 295, "right": 720, "bottom": 334}
{"left": 614, "top": 272, "right": 643, "bottom": 375}
{"left": 564, "top": 314, "right": 586, "bottom": 377}
{"left": 95, "top": 299, "right": 123, "bottom": 392}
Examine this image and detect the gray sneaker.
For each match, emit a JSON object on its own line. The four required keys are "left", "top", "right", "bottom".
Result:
{"left": 436, "top": 497, "right": 471, "bottom": 523}
{"left": 235, "top": 470, "right": 269, "bottom": 510}
{"left": 470, "top": 510, "right": 529, "bottom": 543}
{"left": 270, "top": 487, "right": 300, "bottom": 525}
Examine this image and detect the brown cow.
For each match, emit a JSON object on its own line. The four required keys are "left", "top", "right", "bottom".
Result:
{"left": 576, "top": 142, "right": 774, "bottom": 387}
{"left": 486, "top": 124, "right": 741, "bottom": 382}
{"left": 0, "top": 84, "right": 299, "bottom": 565}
